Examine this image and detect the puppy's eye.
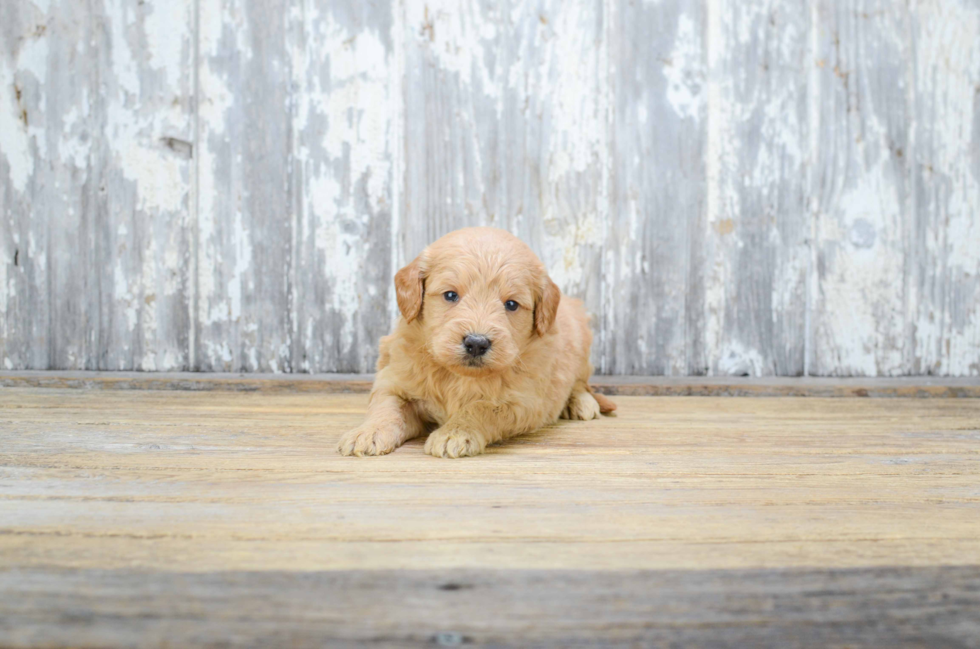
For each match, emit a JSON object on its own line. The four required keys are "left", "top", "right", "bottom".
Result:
{"left": 504, "top": 300, "right": 520, "bottom": 312}
{"left": 443, "top": 291, "right": 459, "bottom": 303}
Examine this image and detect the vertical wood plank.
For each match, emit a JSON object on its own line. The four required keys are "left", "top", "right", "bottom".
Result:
{"left": 0, "top": 0, "right": 194, "bottom": 371}
{"left": 96, "top": 0, "right": 196, "bottom": 371}
{"left": 1, "top": 0, "right": 65, "bottom": 370}
{"left": 287, "top": 0, "right": 395, "bottom": 373}
{"left": 910, "top": 0, "right": 980, "bottom": 376}
{"left": 605, "top": 0, "right": 705, "bottom": 375}
{"left": 196, "top": 0, "right": 293, "bottom": 372}
{"left": 702, "top": 0, "right": 810, "bottom": 376}
{"left": 400, "top": 0, "right": 607, "bottom": 359}
{"left": 810, "top": 0, "right": 912, "bottom": 376}
{"left": 400, "top": 0, "right": 486, "bottom": 256}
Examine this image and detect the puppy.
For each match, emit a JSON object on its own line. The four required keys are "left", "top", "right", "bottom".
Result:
{"left": 337, "top": 227, "right": 615, "bottom": 458}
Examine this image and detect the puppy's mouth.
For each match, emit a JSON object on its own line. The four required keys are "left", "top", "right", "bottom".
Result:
{"left": 450, "top": 353, "right": 497, "bottom": 376}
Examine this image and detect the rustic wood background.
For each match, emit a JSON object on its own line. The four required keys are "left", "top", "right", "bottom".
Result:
{"left": 1, "top": 0, "right": 978, "bottom": 376}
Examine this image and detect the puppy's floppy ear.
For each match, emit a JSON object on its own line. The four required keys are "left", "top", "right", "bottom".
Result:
{"left": 534, "top": 275, "right": 561, "bottom": 336}
{"left": 394, "top": 253, "right": 426, "bottom": 323}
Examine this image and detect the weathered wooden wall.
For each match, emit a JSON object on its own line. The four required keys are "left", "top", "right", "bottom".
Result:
{"left": 1, "top": 0, "right": 978, "bottom": 376}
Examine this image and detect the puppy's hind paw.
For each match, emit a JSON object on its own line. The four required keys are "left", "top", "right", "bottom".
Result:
{"left": 561, "top": 391, "right": 601, "bottom": 421}
{"left": 337, "top": 424, "right": 403, "bottom": 457}
{"left": 424, "top": 428, "right": 487, "bottom": 458}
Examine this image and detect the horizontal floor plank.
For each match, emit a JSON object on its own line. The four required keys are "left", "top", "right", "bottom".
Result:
{"left": 2, "top": 567, "right": 978, "bottom": 648}
{"left": 1, "top": 391, "right": 978, "bottom": 571}
{"left": 1, "top": 389, "right": 978, "bottom": 645}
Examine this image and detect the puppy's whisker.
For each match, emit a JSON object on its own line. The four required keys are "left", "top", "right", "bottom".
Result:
{"left": 514, "top": 355, "right": 530, "bottom": 375}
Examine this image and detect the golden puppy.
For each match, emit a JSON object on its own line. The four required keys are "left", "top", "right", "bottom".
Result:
{"left": 337, "top": 227, "right": 615, "bottom": 458}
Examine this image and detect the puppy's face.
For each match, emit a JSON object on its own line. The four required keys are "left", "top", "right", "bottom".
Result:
{"left": 422, "top": 262, "right": 533, "bottom": 375}
{"left": 394, "top": 229, "right": 560, "bottom": 377}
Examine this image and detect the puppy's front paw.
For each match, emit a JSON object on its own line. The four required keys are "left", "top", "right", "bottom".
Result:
{"left": 337, "top": 424, "right": 403, "bottom": 457}
{"left": 561, "top": 391, "right": 601, "bottom": 420}
{"left": 424, "top": 427, "right": 487, "bottom": 458}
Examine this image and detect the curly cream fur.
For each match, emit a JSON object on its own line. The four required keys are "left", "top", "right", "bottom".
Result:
{"left": 338, "top": 227, "right": 615, "bottom": 459}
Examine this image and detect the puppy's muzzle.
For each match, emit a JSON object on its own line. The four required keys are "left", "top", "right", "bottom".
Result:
{"left": 463, "top": 334, "right": 492, "bottom": 358}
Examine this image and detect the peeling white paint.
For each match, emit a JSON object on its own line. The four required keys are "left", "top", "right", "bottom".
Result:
{"left": 104, "top": 0, "right": 189, "bottom": 215}
{"left": 114, "top": 260, "right": 138, "bottom": 332}
{"left": 717, "top": 341, "right": 766, "bottom": 376}
{"left": 107, "top": 0, "right": 140, "bottom": 96}
{"left": 544, "top": 213, "right": 600, "bottom": 292}
{"left": 664, "top": 14, "right": 704, "bottom": 120}
{"left": 227, "top": 210, "right": 252, "bottom": 323}
{"left": 4, "top": 0, "right": 980, "bottom": 376}
{"left": 918, "top": 5, "right": 980, "bottom": 275}
{"left": 87, "top": 0, "right": 194, "bottom": 370}
{"left": 405, "top": 0, "right": 496, "bottom": 94}
{"left": 58, "top": 103, "right": 91, "bottom": 168}
{"left": 312, "top": 27, "right": 390, "bottom": 211}
{"left": 197, "top": 66, "right": 233, "bottom": 135}
{"left": 0, "top": 64, "right": 32, "bottom": 193}
{"left": 117, "top": 141, "right": 186, "bottom": 212}
{"left": 0, "top": 231, "right": 8, "bottom": 316}
{"left": 195, "top": 45, "right": 234, "bottom": 330}
{"left": 541, "top": 2, "right": 605, "bottom": 179}
{"left": 703, "top": 0, "right": 732, "bottom": 372}
{"left": 818, "top": 131, "right": 907, "bottom": 376}
{"left": 0, "top": 28, "right": 48, "bottom": 196}
{"left": 17, "top": 29, "right": 48, "bottom": 85}
{"left": 292, "top": 3, "right": 393, "bottom": 359}
{"left": 911, "top": 0, "right": 980, "bottom": 375}
{"left": 143, "top": 1, "right": 188, "bottom": 87}
{"left": 137, "top": 234, "right": 159, "bottom": 369}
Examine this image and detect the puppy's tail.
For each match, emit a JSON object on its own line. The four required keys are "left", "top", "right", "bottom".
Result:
{"left": 588, "top": 386, "right": 617, "bottom": 414}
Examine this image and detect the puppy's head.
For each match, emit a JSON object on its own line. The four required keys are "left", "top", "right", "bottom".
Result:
{"left": 394, "top": 227, "right": 560, "bottom": 376}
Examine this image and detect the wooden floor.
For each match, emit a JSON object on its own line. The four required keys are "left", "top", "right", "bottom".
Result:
{"left": 1, "top": 386, "right": 979, "bottom": 647}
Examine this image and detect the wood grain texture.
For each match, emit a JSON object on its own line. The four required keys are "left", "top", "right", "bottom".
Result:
{"left": 97, "top": 0, "right": 196, "bottom": 372}
{"left": 2, "top": 567, "right": 979, "bottom": 647}
{"left": 809, "top": 0, "right": 913, "bottom": 376}
{"left": 196, "top": 0, "right": 396, "bottom": 374}
{"left": 196, "top": 0, "right": 293, "bottom": 372}
{"left": 909, "top": 0, "right": 980, "bottom": 376}
{"left": 604, "top": 0, "right": 704, "bottom": 375}
{"left": 0, "top": 389, "right": 979, "bottom": 645}
{"left": 1, "top": 390, "right": 979, "bottom": 572}
{"left": 1, "top": 0, "right": 194, "bottom": 372}
{"left": 2, "top": 0, "right": 979, "bottom": 376}
{"left": 0, "top": 0, "right": 66, "bottom": 372}
{"left": 288, "top": 0, "right": 395, "bottom": 374}
{"left": 703, "top": 0, "right": 810, "bottom": 376}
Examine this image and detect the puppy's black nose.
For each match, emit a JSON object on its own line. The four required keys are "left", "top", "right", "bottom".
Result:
{"left": 463, "top": 334, "right": 491, "bottom": 357}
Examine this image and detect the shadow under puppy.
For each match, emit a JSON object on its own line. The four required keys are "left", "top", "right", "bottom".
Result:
{"left": 338, "top": 227, "right": 616, "bottom": 458}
